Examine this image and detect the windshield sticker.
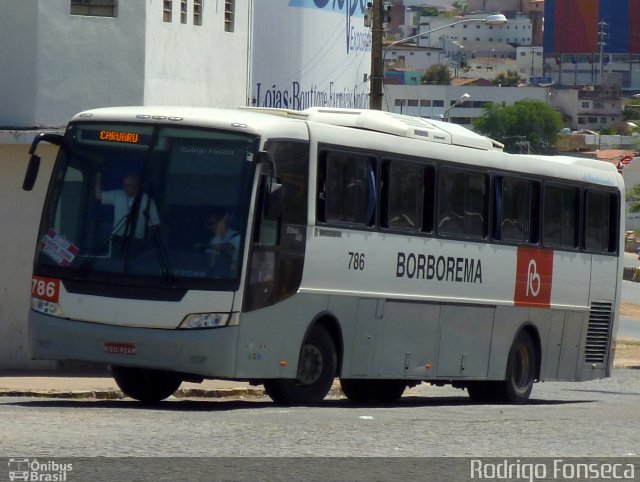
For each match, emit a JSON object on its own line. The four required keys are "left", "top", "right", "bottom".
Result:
{"left": 40, "top": 229, "right": 79, "bottom": 267}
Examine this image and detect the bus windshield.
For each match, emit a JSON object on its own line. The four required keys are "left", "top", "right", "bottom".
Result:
{"left": 35, "top": 122, "right": 258, "bottom": 290}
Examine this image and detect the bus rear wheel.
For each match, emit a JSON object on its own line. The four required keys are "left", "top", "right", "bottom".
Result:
{"left": 467, "top": 331, "right": 536, "bottom": 404}
{"left": 500, "top": 330, "right": 536, "bottom": 404}
{"left": 263, "top": 325, "right": 337, "bottom": 405}
{"left": 111, "top": 366, "right": 182, "bottom": 403}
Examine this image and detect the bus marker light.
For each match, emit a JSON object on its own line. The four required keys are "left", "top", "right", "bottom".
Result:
{"left": 280, "top": 361, "right": 288, "bottom": 367}
{"left": 425, "top": 363, "right": 433, "bottom": 369}
{"left": 31, "top": 298, "right": 64, "bottom": 317}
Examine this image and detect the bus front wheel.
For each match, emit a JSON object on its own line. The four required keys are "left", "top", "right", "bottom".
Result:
{"left": 111, "top": 366, "right": 182, "bottom": 403}
{"left": 264, "top": 325, "right": 337, "bottom": 405}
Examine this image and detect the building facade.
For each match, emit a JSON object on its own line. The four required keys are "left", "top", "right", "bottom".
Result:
{"left": 249, "top": 0, "right": 370, "bottom": 109}
{"left": 383, "top": 84, "right": 549, "bottom": 126}
{"left": 0, "top": 0, "right": 252, "bottom": 129}
{"left": 543, "top": 0, "right": 640, "bottom": 90}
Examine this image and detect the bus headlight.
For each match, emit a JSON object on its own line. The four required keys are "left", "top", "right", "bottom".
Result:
{"left": 179, "top": 312, "right": 239, "bottom": 329}
{"left": 31, "top": 298, "right": 64, "bottom": 318}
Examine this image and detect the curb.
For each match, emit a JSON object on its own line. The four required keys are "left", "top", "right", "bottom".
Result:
{"left": 0, "top": 385, "right": 344, "bottom": 400}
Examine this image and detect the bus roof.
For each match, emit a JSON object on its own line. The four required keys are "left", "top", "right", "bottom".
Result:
{"left": 244, "top": 107, "right": 504, "bottom": 152}
{"left": 69, "top": 106, "right": 621, "bottom": 187}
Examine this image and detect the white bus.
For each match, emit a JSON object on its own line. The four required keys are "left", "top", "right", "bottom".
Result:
{"left": 24, "top": 106, "right": 623, "bottom": 405}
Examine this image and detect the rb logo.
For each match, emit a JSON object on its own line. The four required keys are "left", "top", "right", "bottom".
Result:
{"left": 514, "top": 247, "right": 553, "bottom": 307}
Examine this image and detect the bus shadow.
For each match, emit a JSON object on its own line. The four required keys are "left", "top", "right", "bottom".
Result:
{"left": 9, "top": 396, "right": 593, "bottom": 412}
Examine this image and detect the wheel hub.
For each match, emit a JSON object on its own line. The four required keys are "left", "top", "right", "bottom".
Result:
{"left": 297, "top": 343, "right": 323, "bottom": 385}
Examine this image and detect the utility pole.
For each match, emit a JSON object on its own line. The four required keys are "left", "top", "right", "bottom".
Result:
{"left": 597, "top": 21, "right": 607, "bottom": 86}
{"left": 369, "top": 0, "right": 383, "bottom": 110}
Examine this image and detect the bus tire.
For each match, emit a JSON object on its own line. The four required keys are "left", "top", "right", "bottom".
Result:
{"left": 263, "top": 325, "right": 337, "bottom": 405}
{"left": 498, "top": 330, "right": 536, "bottom": 404}
{"left": 340, "top": 379, "right": 406, "bottom": 404}
{"left": 340, "top": 379, "right": 374, "bottom": 403}
{"left": 467, "top": 331, "right": 536, "bottom": 404}
{"left": 369, "top": 380, "right": 406, "bottom": 403}
{"left": 111, "top": 366, "right": 182, "bottom": 403}
{"left": 496, "top": 330, "right": 537, "bottom": 405}
{"left": 466, "top": 381, "right": 500, "bottom": 403}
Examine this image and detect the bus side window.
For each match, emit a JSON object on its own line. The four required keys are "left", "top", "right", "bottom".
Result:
{"left": 543, "top": 183, "right": 579, "bottom": 249}
{"left": 584, "top": 190, "right": 617, "bottom": 253}
{"left": 321, "top": 151, "right": 376, "bottom": 227}
{"left": 381, "top": 159, "right": 424, "bottom": 232}
{"left": 496, "top": 176, "right": 533, "bottom": 243}
{"left": 437, "top": 168, "right": 488, "bottom": 238}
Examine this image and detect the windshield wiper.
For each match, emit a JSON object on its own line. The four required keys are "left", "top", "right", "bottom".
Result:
{"left": 142, "top": 193, "right": 175, "bottom": 287}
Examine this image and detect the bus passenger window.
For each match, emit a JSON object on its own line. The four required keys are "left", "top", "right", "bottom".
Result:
{"left": 585, "top": 190, "right": 616, "bottom": 253}
{"left": 543, "top": 184, "right": 579, "bottom": 249}
{"left": 437, "top": 169, "right": 488, "bottom": 238}
{"left": 497, "top": 177, "right": 531, "bottom": 243}
{"left": 321, "top": 151, "right": 376, "bottom": 226}
{"left": 382, "top": 160, "right": 423, "bottom": 231}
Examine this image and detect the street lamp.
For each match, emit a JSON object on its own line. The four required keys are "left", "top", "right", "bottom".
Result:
{"left": 369, "top": 11, "right": 507, "bottom": 110}
{"left": 442, "top": 92, "right": 471, "bottom": 122}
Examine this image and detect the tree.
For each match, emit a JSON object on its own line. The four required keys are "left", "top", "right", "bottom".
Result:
{"left": 472, "top": 99, "right": 564, "bottom": 153}
{"left": 626, "top": 185, "right": 640, "bottom": 213}
{"left": 421, "top": 64, "right": 452, "bottom": 85}
{"left": 493, "top": 70, "right": 524, "bottom": 87}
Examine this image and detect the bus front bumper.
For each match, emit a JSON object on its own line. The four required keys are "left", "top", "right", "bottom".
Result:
{"left": 29, "top": 310, "right": 239, "bottom": 378}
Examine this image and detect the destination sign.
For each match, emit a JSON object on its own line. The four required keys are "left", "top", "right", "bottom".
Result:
{"left": 99, "top": 130, "right": 140, "bottom": 143}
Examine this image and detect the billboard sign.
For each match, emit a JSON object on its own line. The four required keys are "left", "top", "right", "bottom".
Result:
{"left": 251, "top": 0, "right": 371, "bottom": 110}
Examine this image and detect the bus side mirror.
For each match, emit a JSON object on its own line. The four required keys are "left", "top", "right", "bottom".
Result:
{"left": 256, "top": 150, "right": 283, "bottom": 221}
{"left": 264, "top": 176, "right": 283, "bottom": 221}
{"left": 23, "top": 132, "right": 63, "bottom": 191}
{"left": 256, "top": 150, "right": 276, "bottom": 177}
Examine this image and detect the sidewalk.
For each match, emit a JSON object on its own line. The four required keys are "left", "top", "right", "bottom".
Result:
{"left": 0, "top": 375, "right": 265, "bottom": 400}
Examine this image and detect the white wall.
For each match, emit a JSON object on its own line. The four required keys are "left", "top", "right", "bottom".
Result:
{"left": 0, "top": 135, "right": 58, "bottom": 370}
{"left": 35, "top": 1, "right": 146, "bottom": 126}
{"left": 0, "top": 0, "right": 251, "bottom": 128}
{"left": 144, "top": 0, "right": 251, "bottom": 108}
{"left": 0, "top": 2, "right": 39, "bottom": 127}
{"left": 250, "top": 0, "right": 371, "bottom": 109}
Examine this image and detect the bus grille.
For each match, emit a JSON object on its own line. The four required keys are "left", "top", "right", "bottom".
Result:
{"left": 585, "top": 301, "right": 613, "bottom": 364}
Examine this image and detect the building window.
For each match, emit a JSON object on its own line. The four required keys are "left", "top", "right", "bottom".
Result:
{"left": 581, "top": 101, "right": 590, "bottom": 109}
{"left": 70, "top": 0, "right": 117, "bottom": 17}
{"left": 193, "top": 0, "right": 203, "bottom": 25}
{"left": 224, "top": 0, "right": 235, "bottom": 32}
{"left": 163, "top": 0, "right": 172, "bottom": 22}
{"left": 180, "top": 0, "right": 187, "bottom": 23}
